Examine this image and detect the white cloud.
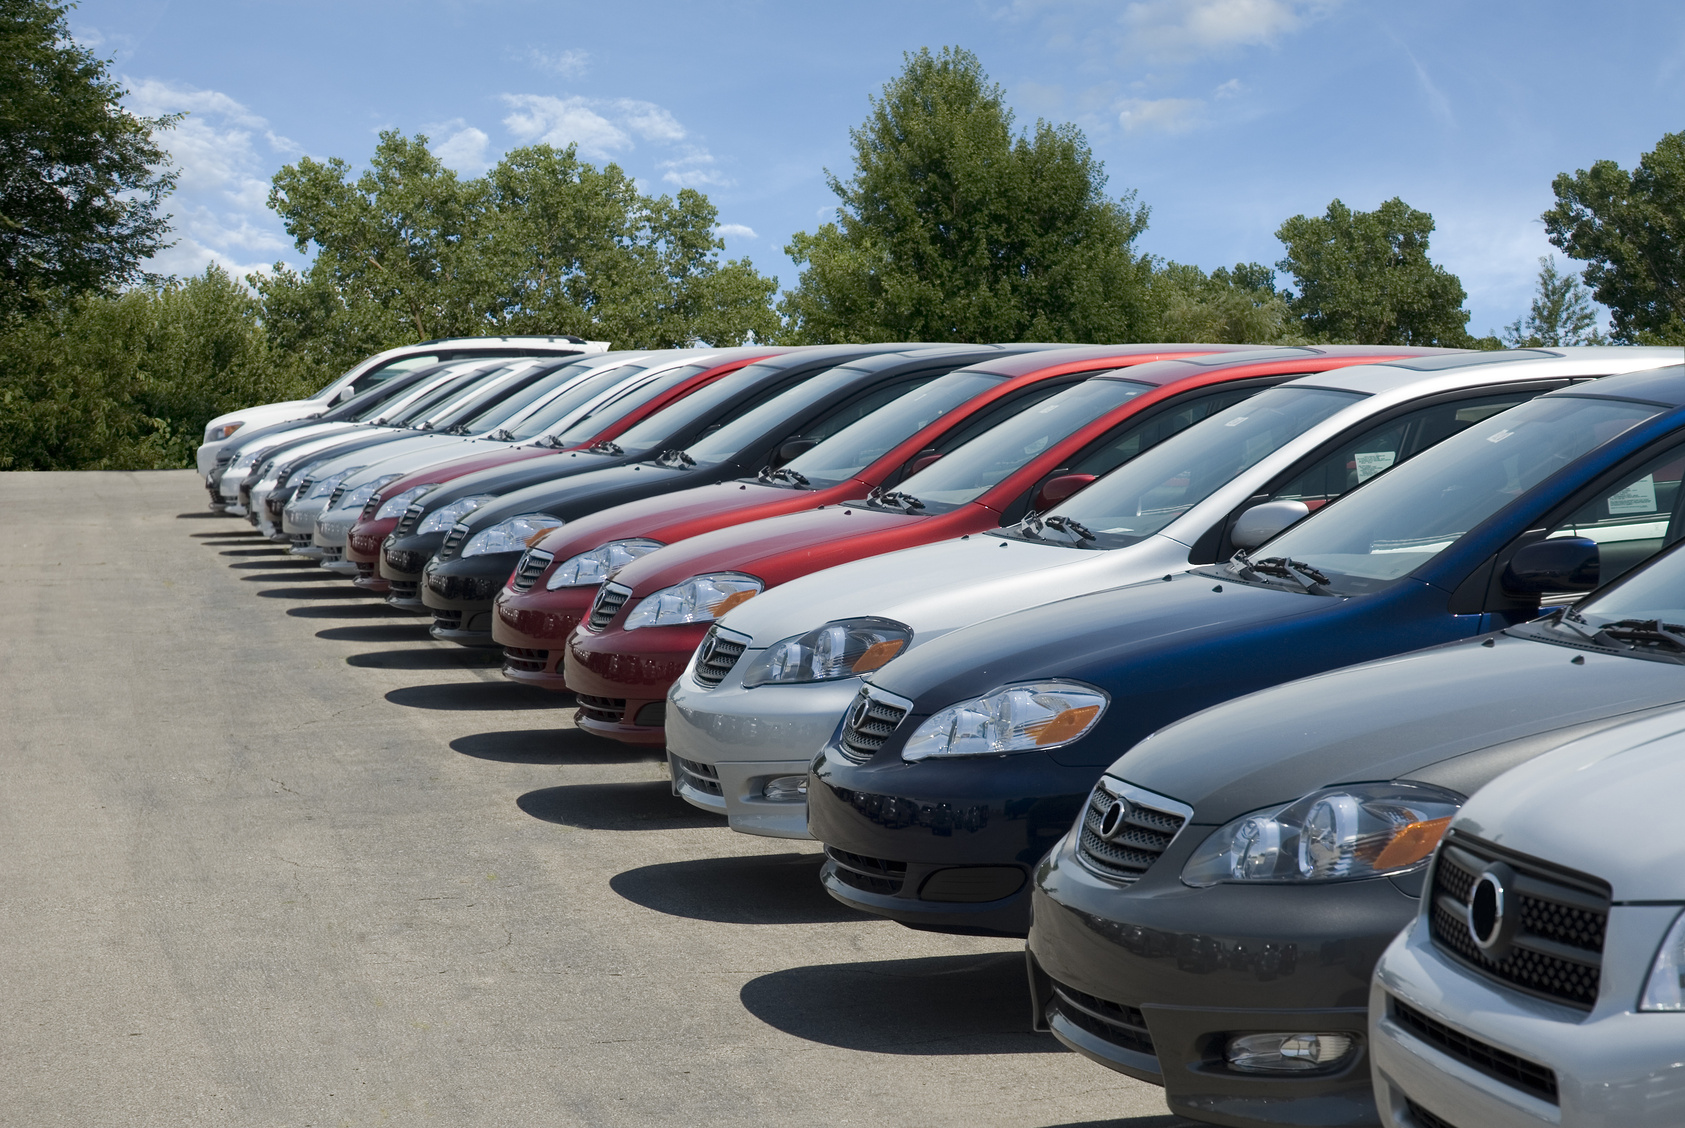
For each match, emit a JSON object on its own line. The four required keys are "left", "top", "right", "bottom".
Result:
{"left": 122, "top": 78, "right": 298, "bottom": 279}
{"left": 716, "top": 223, "right": 758, "bottom": 240}
{"left": 1117, "top": 0, "right": 1340, "bottom": 62}
{"left": 1213, "top": 78, "right": 1244, "bottom": 99}
{"left": 661, "top": 148, "right": 732, "bottom": 188}
{"left": 428, "top": 119, "right": 491, "bottom": 171}
{"left": 502, "top": 94, "right": 633, "bottom": 159}
{"left": 527, "top": 47, "right": 589, "bottom": 77}
{"left": 1118, "top": 96, "right": 1207, "bottom": 133}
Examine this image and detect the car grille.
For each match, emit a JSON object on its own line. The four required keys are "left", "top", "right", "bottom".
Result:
{"left": 328, "top": 483, "right": 347, "bottom": 507}
{"left": 388, "top": 580, "right": 420, "bottom": 601}
{"left": 838, "top": 687, "right": 911, "bottom": 761}
{"left": 355, "top": 562, "right": 377, "bottom": 581}
{"left": 587, "top": 583, "right": 632, "bottom": 632}
{"left": 396, "top": 504, "right": 425, "bottom": 536}
{"left": 511, "top": 549, "right": 553, "bottom": 592}
{"left": 432, "top": 610, "right": 463, "bottom": 633}
{"left": 1428, "top": 833, "right": 1609, "bottom": 1011}
{"left": 1403, "top": 1100, "right": 1458, "bottom": 1128}
{"left": 1047, "top": 978, "right": 1155, "bottom": 1057}
{"left": 1075, "top": 780, "right": 1193, "bottom": 884}
{"left": 265, "top": 495, "right": 286, "bottom": 519}
{"left": 288, "top": 533, "right": 312, "bottom": 550}
{"left": 692, "top": 625, "right": 748, "bottom": 687}
{"left": 384, "top": 547, "right": 429, "bottom": 576}
{"left": 238, "top": 483, "right": 253, "bottom": 508}
{"left": 577, "top": 694, "right": 626, "bottom": 725}
{"left": 439, "top": 523, "right": 470, "bottom": 560}
{"left": 1390, "top": 997, "right": 1558, "bottom": 1104}
{"left": 361, "top": 494, "right": 382, "bottom": 520}
{"left": 321, "top": 546, "right": 344, "bottom": 564}
{"left": 826, "top": 846, "right": 906, "bottom": 896}
{"left": 671, "top": 754, "right": 722, "bottom": 796}
{"left": 294, "top": 477, "right": 314, "bottom": 498}
{"left": 503, "top": 647, "right": 549, "bottom": 673}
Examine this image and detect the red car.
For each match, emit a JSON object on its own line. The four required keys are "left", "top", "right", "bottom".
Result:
{"left": 342, "top": 348, "right": 787, "bottom": 590}
{"left": 491, "top": 344, "right": 1245, "bottom": 692}
{"left": 552, "top": 346, "right": 1447, "bottom": 743}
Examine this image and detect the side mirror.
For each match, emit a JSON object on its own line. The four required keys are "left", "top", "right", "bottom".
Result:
{"left": 1502, "top": 537, "right": 1600, "bottom": 595}
{"left": 1231, "top": 499, "right": 1311, "bottom": 551}
{"left": 775, "top": 437, "right": 817, "bottom": 464}
{"left": 908, "top": 452, "right": 943, "bottom": 475}
{"left": 1032, "top": 473, "right": 1097, "bottom": 512}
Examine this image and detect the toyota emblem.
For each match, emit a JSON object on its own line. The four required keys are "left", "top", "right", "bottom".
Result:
{"left": 848, "top": 693, "right": 873, "bottom": 733}
{"left": 1467, "top": 862, "right": 1516, "bottom": 954}
{"left": 697, "top": 632, "right": 718, "bottom": 668}
{"left": 1099, "top": 797, "right": 1131, "bottom": 841}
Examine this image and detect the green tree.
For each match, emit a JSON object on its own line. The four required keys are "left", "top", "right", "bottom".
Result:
{"left": 1501, "top": 256, "right": 1606, "bottom": 347}
{"left": 0, "top": 0, "right": 176, "bottom": 323}
{"left": 779, "top": 46, "right": 1155, "bottom": 344}
{"left": 1543, "top": 131, "right": 1685, "bottom": 343}
{"left": 1275, "top": 197, "right": 1474, "bottom": 346}
{"left": 1150, "top": 261, "right": 1304, "bottom": 344}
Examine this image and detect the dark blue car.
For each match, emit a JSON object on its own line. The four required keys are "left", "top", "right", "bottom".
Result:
{"left": 808, "top": 362, "right": 1685, "bottom": 936}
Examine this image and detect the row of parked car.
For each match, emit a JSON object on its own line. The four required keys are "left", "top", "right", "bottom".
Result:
{"left": 201, "top": 336, "right": 1685, "bottom": 1128}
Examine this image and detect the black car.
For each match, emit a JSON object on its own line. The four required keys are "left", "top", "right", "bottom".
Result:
{"left": 1024, "top": 527, "right": 1685, "bottom": 1127}
{"left": 807, "top": 363, "right": 1685, "bottom": 937}
{"left": 419, "top": 344, "right": 1053, "bottom": 644}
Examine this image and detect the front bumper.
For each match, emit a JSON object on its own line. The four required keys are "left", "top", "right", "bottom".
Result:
{"left": 807, "top": 742, "right": 1101, "bottom": 936}
{"left": 347, "top": 517, "right": 395, "bottom": 592}
{"left": 561, "top": 620, "right": 709, "bottom": 744}
{"left": 665, "top": 667, "right": 862, "bottom": 838}
{"left": 1027, "top": 827, "right": 1415, "bottom": 1127}
{"left": 489, "top": 584, "right": 596, "bottom": 691}
{"left": 420, "top": 550, "right": 521, "bottom": 645}
{"left": 380, "top": 530, "right": 447, "bottom": 610}
{"left": 311, "top": 508, "right": 360, "bottom": 573}
{"left": 1371, "top": 907, "right": 1685, "bottom": 1128}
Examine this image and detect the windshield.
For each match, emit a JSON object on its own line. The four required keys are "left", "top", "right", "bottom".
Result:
{"left": 384, "top": 366, "right": 504, "bottom": 425}
{"left": 1260, "top": 394, "right": 1664, "bottom": 590}
{"left": 453, "top": 360, "right": 594, "bottom": 434}
{"left": 684, "top": 363, "right": 888, "bottom": 465}
{"left": 427, "top": 363, "right": 548, "bottom": 431}
{"left": 1040, "top": 387, "right": 1368, "bottom": 546}
{"left": 886, "top": 378, "right": 1155, "bottom": 508}
{"left": 502, "top": 362, "right": 652, "bottom": 441}
{"left": 780, "top": 371, "right": 1005, "bottom": 487}
{"left": 547, "top": 362, "right": 715, "bottom": 445}
{"left": 361, "top": 368, "right": 471, "bottom": 423}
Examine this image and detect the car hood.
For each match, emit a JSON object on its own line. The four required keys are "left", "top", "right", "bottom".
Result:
{"left": 207, "top": 398, "right": 322, "bottom": 435}
{"left": 260, "top": 427, "right": 395, "bottom": 472}
{"left": 236, "top": 420, "right": 362, "bottom": 462}
{"left": 412, "top": 447, "right": 632, "bottom": 514}
{"left": 1451, "top": 708, "right": 1685, "bottom": 901}
{"left": 1111, "top": 631, "right": 1685, "bottom": 822}
{"left": 335, "top": 434, "right": 510, "bottom": 486}
{"left": 715, "top": 531, "right": 1191, "bottom": 647}
{"left": 457, "top": 459, "right": 706, "bottom": 532}
{"left": 529, "top": 480, "right": 811, "bottom": 563}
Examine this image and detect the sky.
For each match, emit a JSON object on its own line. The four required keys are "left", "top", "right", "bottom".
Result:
{"left": 76, "top": 0, "right": 1685, "bottom": 336}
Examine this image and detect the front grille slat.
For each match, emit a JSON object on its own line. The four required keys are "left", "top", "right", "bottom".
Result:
{"left": 511, "top": 549, "right": 553, "bottom": 592}
{"left": 395, "top": 503, "right": 425, "bottom": 536}
{"left": 1404, "top": 1099, "right": 1459, "bottom": 1128}
{"left": 439, "top": 523, "right": 470, "bottom": 560}
{"left": 1074, "top": 780, "right": 1192, "bottom": 884}
{"left": 503, "top": 647, "right": 549, "bottom": 673}
{"left": 577, "top": 694, "right": 626, "bottom": 724}
{"left": 586, "top": 583, "right": 632, "bottom": 632}
{"left": 1048, "top": 979, "right": 1155, "bottom": 1056}
{"left": 692, "top": 625, "right": 748, "bottom": 687}
{"left": 1427, "top": 833, "right": 1610, "bottom": 1011}
{"left": 839, "top": 687, "right": 910, "bottom": 761}
{"left": 826, "top": 846, "right": 906, "bottom": 895}
{"left": 671, "top": 754, "right": 723, "bottom": 796}
{"left": 1391, "top": 997, "right": 1559, "bottom": 1104}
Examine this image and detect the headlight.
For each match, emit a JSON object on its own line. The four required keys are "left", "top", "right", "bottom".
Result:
{"left": 207, "top": 421, "right": 244, "bottom": 442}
{"left": 742, "top": 618, "right": 913, "bottom": 687}
{"left": 901, "top": 680, "right": 1108, "bottom": 761}
{"left": 375, "top": 483, "right": 439, "bottom": 520}
{"left": 623, "top": 573, "right": 761, "bottom": 630}
{"left": 462, "top": 513, "right": 563, "bottom": 557}
{"left": 418, "top": 494, "right": 494, "bottom": 534}
{"left": 1180, "top": 782, "right": 1463, "bottom": 886}
{"left": 333, "top": 474, "right": 399, "bottom": 513}
{"left": 303, "top": 471, "right": 352, "bottom": 500}
{"left": 1641, "top": 910, "right": 1685, "bottom": 1011}
{"left": 546, "top": 538, "right": 664, "bottom": 589}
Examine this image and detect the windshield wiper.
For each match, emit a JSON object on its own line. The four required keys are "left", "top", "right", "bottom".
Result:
{"left": 1232, "top": 551, "right": 1336, "bottom": 596}
{"left": 1596, "top": 618, "right": 1685, "bottom": 652}
{"left": 759, "top": 465, "right": 810, "bottom": 487}
{"left": 866, "top": 486, "right": 925, "bottom": 511}
{"left": 1042, "top": 514, "right": 1096, "bottom": 542}
{"left": 657, "top": 449, "right": 697, "bottom": 469}
{"left": 487, "top": 428, "right": 515, "bottom": 441}
{"left": 588, "top": 439, "right": 623, "bottom": 456}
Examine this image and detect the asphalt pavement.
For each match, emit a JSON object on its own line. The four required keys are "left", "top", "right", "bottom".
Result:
{"left": 0, "top": 471, "right": 1192, "bottom": 1127}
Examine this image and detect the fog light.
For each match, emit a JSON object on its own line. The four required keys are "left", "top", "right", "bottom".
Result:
{"left": 1225, "top": 1032, "right": 1356, "bottom": 1073}
{"left": 762, "top": 775, "right": 807, "bottom": 801}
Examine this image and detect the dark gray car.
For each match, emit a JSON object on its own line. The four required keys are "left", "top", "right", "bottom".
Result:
{"left": 1026, "top": 530, "right": 1685, "bottom": 1127}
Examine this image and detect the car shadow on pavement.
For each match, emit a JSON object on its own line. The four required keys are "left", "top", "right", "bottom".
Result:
{"left": 316, "top": 623, "right": 435, "bottom": 643}
{"left": 191, "top": 529, "right": 255, "bottom": 537}
{"left": 219, "top": 547, "right": 290, "bottom": 557}
{"left": 287, "top": 602, "right": 409, "bottom": 619}
{"left": 177, "top": 512, "right": 226, "bottom": 519}
{"left": 610, "top": 852, "right": 871, "bottom": 925}
{"left": 740, "top": 951, "right": 1060, "bottom": 1055}
{"left": 516, "top": 781, "right": 718, "bottom": 830}
{"left": 452, "top": 727, "right": 656, "bottom": 765}
{"left": 257, "top": 586, "right": 375, "bottom": 600}
{"left": 207, "top": 540, "right": 278, "bottom": 549}
{"left": 1037, "top": 1119, "right": 1199, "bottom": 1128}
{"left": 229, "top": 558, "right": 317, "bottom": 569}
{"left": 241, "top": 571, "right": 346, "bottom": 583}
{"left": 385, "top": 682, "right": 563, "bottom": 710}
{"left": 348, "top": 647, "right": 502, "bottom": 670}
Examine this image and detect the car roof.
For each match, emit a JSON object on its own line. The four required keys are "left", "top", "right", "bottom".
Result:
{"left": 959, "top": 343, "right": 1261, "bottom": 379}
{"left": 1299, "top": 347, "right": 1685, "bottom": 396}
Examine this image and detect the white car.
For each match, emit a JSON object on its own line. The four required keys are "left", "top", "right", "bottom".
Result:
{"left": 666, "top": 347, "right": 1685, "bottom": 838}
{"left": 195, "top": 335, "right": 607, "bottom": 479}
{"left": 1370, "top": 705, "right": 1685, "bottom": 1128}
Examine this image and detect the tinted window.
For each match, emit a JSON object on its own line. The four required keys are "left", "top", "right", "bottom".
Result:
{"left": 777, "top": 373, "right": 989, "bottom": 485}
{"left": 1544, "top": 441, "right": 1685, "bottom": 585}
{"left": 546, "top": 363, "right": 716, "bottom": 444}
{"left": 346, "top": 353, "right": 440, "bottom": 394}
{"left": 685, "top": 364, "right": 891, "bottom": 465}
{"left": 455, "top": 360, "right": 599, "bottom": 433}
{"left": 503, "top": 363, "right": 652, "bottom": 440}
{"left": 610, "top": 364, "right": 802, "bottom": 453}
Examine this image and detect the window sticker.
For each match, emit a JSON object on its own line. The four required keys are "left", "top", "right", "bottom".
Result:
{"left": 1608, "top": 474, "right": 1658, "bottom": 515}
{"left": 1353, "top": 450, "right": 1397, "bottom": 482}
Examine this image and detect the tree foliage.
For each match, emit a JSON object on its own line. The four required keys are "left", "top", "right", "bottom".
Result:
{"left": 1275, "top": 197, "right": 1474, "bottom": 346}
{"left": 1543, "top": 131, "right": 1685, "bottom": 344}
{"left": 1501, "top": 256, "right": 1606, "bottom": 347}
{"left": 780, "top": 47, "right": 1155, "bottom": 344}
{"left": 0, "top": 0, "right": 176, "bottom": 322}
{"left": 1149, "top": 261, "right": 1304, "bottom": 344}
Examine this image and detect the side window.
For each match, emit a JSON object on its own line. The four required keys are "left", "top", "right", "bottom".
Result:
{"left": 1543, "top": 444, "right": 1685, "bottom": 590}
{"left": 798, "top": 375, "right": 938, "bottom": 446}
{"left": 694, "top": 377, "right": 807, "bottom": 438}
{"left": 929, "top": 381, "right": 1076, "bottom": 455}
{"left": 1271, "top": 391, "right": 1537, "bottom": 511}
{"left": 351, "top": 354, "right": 439, "bottom": 392}
{"left": 1066, "top": 385, "right": 1260, "bottom": 477}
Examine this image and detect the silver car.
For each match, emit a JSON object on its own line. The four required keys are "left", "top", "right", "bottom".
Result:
{"left": 1370, "top": 707, "right": 1685, "bottom": 1128}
